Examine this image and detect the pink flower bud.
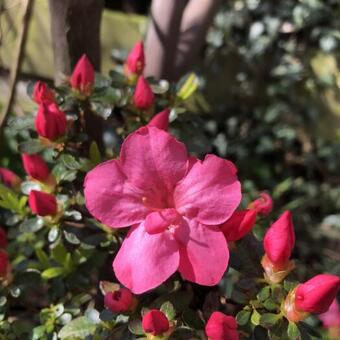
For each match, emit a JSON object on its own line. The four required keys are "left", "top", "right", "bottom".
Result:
{"left": 205, "top": 311, "right": 239, "bottom": 340}
{"left": 220, "top": 209, "right": 257, "bottom": 242}
{"left": 28, "top": 190, "right": 57, "bottom": 217}
{"left": 319, "top": 299, "right": 340, "bottom": 328}
{"left": 295, "top": 274, "right": 340, "bottom": 314}
{"left": 104, "top": 287, "right": 133, "bottom": 313}
{"left": 70, "top": 54, "right": 95, "bottom": 97}
{"left": 0, "top": 228, "right": 7, "bottom": 249}
{"left": 248, "top": 192, "right": 273, "bottom": 216}
{"left": 125, "top": 41, "right": 145, "bottom": 75}
{"left": 22, "top": 154, "right": 50, "bottom": 182}
{"left": 0, "top": 167, "right": 21, "bottom": 189}
{"left": 142, "top": 309, "right": 169, "bottom": 336}
{"left": 33, "top": 81, "right": 55, "bottom": 104}
{"left": 0, "top": 250, "right": 9, "bottom": 278}
{"left": 133, "top": 76, "right": 155, "bottom": 110}
{"left": 263, "top": 211, "right": 295, "bottom": 270}
{"left": 148, "top": 108, "right": 170, "bottom": 131}
{"left": 35, "top": 103, "right": 67, "bottom": 141}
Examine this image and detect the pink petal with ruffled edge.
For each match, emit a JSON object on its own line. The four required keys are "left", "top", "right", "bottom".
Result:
{"left": 84, "top": 159, "right": 148, "bottom": 228}
{"left": 174, "top": 154, "right": 241, "bottom": 225}
{"left": 175, "top": 219, "right": 229, "bottom": 286}
{"left": 113, "top": 223, "right": 180, "bottom": 294}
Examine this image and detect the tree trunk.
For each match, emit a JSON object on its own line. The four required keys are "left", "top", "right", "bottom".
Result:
{"left": 48, "top": 0, "right": 104, "bottom": 85}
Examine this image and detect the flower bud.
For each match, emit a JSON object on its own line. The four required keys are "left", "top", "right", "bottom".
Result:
{"left": 0, "top": 250, "right": 9, "bottom": 278}
{"left": 148, "top": 109, "right": 170, "bottom": 131}
{"left": 248, "top": 192, "right": 273, "bottom": 216}
{"left": 35, "top": 103, "right": 67, "bottom": 141}
{"left": 205, "top": 311, "right": 239, "bottom": 340}
{"left": 125, "top": 41, "right": 145, "bottom": 75}
{"left": 263, "top": 211, "right": 295, "bottom": 270}
{"left": 142, "top": 309, "right": 170, "bottom": 336}
{"left": 104, "top": 287, "right": 133, "bottom": 313}
{"left": 220, "top": 209, "right": 257, "bottom": 242}
{"left": 295, "top": 274, "right": 340, "bottom": 314}
{"left": 0, "top": 167, "right": 21, "bottom": 189}
{"left": 319, "top": 299, "right": 340, "bottom": 328}
{"left": 28, "top": 190, "right": 57, "bottom": 216}
{"left": 0, "top": 228, "right": 7, "bottom": 249}
{"left": 70, "top": 54, "right": 95, "bottom": 97}
{"left": 133, "top": 76, "right": 155, "bottom": 110}
{"left": 33, "top": 81, "right": 55, "bottom": 104}
{"left": 22, "top": 154, "right": 50, "bottom": 182}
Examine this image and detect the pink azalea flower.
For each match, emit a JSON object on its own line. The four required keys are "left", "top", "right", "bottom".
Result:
{"left": 84, "top": 126, "right": 241, "bottom": 294}
{"left": 319, "top": 299, "right": 340, "bottom": 328}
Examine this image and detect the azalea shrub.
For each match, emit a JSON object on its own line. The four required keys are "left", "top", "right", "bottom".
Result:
{"left": 0, "top": 41, "right": 339, "bottom": 340}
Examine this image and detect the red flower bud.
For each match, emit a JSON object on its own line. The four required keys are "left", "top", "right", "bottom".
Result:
{"left": 104, "top": 287, "right": 133, "bottom": 313}
{"left": 319, "top": 299, "right": 340, "bottom": 328}
{"left": 0, "top": 167, "right": 21, "bottom": 189}
{"left": 295, "top": 274, "right": 340, "bottom": 314}
{"left": 133, "top": 76, "right": 155, "bottom": 110}
{"left": 125, "top": 41, "right": 145, "bottom": 75}
{"left": 148, "top": 108, "right": 170, "bottom": 131}
{"left": 22, "top": 154, "right": 50, "bottom": 182}
{"left": 0, "top": 250, "right": 8, "bottom": 277}
{"left": 70, "top": 54, "right": 95, "bottom": 97}
{"left": 205, "top": 311, "right": 239, "bottom": 340}
{"left": 248, "top": 192, "right": 273, "bottom": 216}
{"left": 28, "top": 190, "right": 57, "bottom": 216}
{"left": 0, "top": 228, "right": 7, "bottom": 249}
{"left": 33, "top": 81, "right": 55, "bottom": 104}
{"left": 263, "top": 211, "right": 295, "bottom": 270}
{"left": 35, "top": 103, "right": 67, "bottom": 141}
{"left": 220, "top": 209, "right": 257, "bottom": 242}
{"left": 142, "top": 309, "right": 169, "bottom": 336}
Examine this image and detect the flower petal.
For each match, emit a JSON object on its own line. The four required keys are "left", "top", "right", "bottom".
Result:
{"left": 113, "top": 223, "right": 180, "bottom": 294}
{"left": 175, "top": 219, "right": 229, "bottom": 286}
{"left": 174, "top": 154, "right": 241, "bottom": 225}
{"left": 120, "top": 127, "right": 188, "bottom": 207}
{"left": 84, "top": 159, "right": 148, "bottom": 228}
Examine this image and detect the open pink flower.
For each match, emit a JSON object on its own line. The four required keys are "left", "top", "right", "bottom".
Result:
{"left": 84, "top": 126, "right": 241, "bottom": 294}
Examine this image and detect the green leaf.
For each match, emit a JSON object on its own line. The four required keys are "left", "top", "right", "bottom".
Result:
{"left": 20, "top": 218, "right": 44, "bottom": 233}
{"left": 177, "top": 73, "right": 199, "bottom": 100}
{"left": 287, "top": 322, "right": 301, "bottom": 340}
{"left": 263, "top": 298, "right": 279, "bottom": 312}
{"left": 60, "top": 154, "right": 81, "bottom": 170}
{"left": 257, "top": 286, "right": 271, "bottom": 302}
{"left": 160, "top": 301, "right": 176, "bottom": 320}
{"left": 128, "top": 318, "right": 144, "bottom": 335}
{"left": 18, "top": 140, "right": 45, "bottom": 154}
{"left": 58, "top": 316, "right": 96, "bottom": 339}
{"left": 284, "top": 281, "right": 299, "bottom": 292}
{"left": 89, "top": 141, "right": 101, "bottom": 165}
{"left": 51, "top": 243, "right": 68, "bottom": 266}
{"left": 260, "top": 313, "right": 281, "bottom": 328}
{"left": 41, "top": 267, "right": 64, "bottom": 280}
{"left": 35, "top": 249, "right": 50, "bottom": 268}
{"left": 236, "top": 310, "right": 251, "bottom": 326}
{"left": 251, "top": 309, "right": 261, "bottom": 326}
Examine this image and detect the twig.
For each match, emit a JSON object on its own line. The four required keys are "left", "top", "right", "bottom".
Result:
{"left": 0, "top": 0, "right": 33, "bottom": 133}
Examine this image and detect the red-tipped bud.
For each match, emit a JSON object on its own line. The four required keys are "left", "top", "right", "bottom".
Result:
{"left": 0, "top": 167, "right": 21, "bottom": 189}
{"left": 22, "top": 154, "right": 50, "bottom": 182}
{"left": 295, "top": 274, "right": 340, "bottom": 314}
{"left": 28, "top": 190, "right": 57, "bottom": 216}
{"left": 205, "top": 311, "right": 239, "bottom": 340}
{"left": 221, "top": 209, "right": 257, "bottom": 242}
{"left": 133, "top": 76, "right": 155, "bottom": 110}
{"left": 0, "top": 228, "right": 7, "bottom": 249}
{"left": 125, "top": 41, "right": 145, "bottom": 75}
{"left": 263, "top": 211, "right": 295, "bottom": 270}
{"left": 33, "top": 81, "right": 55, "bottom": 104}
{"left": 70, "top": 54, "right": 95, "bottom": 97}
{"left": 148, "top": 108, "right": 170, "bottom": 131}
{"left": 248, "top": 192, "right": 273, "bottom": 216}
{"left": 319, "top": 299, "right": 340, "bottom": 329}
{"left": 142, "top": 309, "right": 169, "bottom": 336}
{"left": 0, "top": 250, "right": 9, "bottom": 278}
{"left": 35, "top": 103, "right": 67, "bottom": 141}
{"left": 104, "top": 287, "right": 133, "bottom": 313}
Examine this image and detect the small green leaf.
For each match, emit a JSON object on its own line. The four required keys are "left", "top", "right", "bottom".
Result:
{"left": 128, "top": 318, "right": 144, "bottom": 335}
{"left": 35, "top": 249, "right": 50, "bottom": 268}
{"left": 60, "top": 154, "right": 81, "bottom": 170}
{"left": 58, "top": 317, "right": 96, "bottom": 339}
{"left": 260, "top": 313, "right": 280, "bottom": 328}
{"left": 236, "top": 310, "right": 251, "bottom": 326}
{"left": 160, "top": 301, "right": 176, "bottom": 321}
{"left": 284, "top": 281, "right": 298, "bottom": 292}
{"left": 18, "top": 140, "right": 45, "bottom": 154}
{"left": 177, "top": 73, "right": 199, "bottom": 100}
{"left": 287, "top": 322, "right": 301, "bottom": 340}
{"left": 41, "top": 267, "right": 64, "bottom": 280}
{"left": 257, "top": 286, "right": 271, "bottom": 302}
{"left": 251, "top": 309, "right": 261, "bottom": 326}
{"left": 51, "top": 243, "right": 68, "bottom": 266}
{"left": 89, "top": 141, "right": 101, "bottom": 165}
{"left": 263, "top": 298, "right": 279, "bottom": 312}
